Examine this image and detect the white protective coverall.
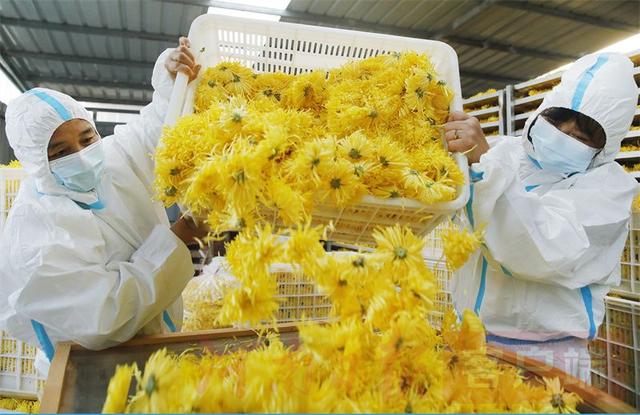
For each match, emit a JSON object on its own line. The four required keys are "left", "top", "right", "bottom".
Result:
{"left": 0, "top": 50, "right": 193, "bottom": 371}
{"left": 452, "top": 52, "right": 639, "bottom": 381}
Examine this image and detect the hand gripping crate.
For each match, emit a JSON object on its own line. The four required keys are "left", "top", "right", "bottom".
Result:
{"left": 0, "top": 167, "right": 25, "bottom": 233}
{"left": 165, "top": 14, "right": 469, "bottom": 247}
{"left": 0, "top": 331, "right": 44, "bottom": 400}
{"left": 589, "top": 295, "right": 640, "bottom": 408}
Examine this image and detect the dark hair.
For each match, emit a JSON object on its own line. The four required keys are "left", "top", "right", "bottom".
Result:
{"left": 540, "top": 107, "right": 606, "bottom": 149}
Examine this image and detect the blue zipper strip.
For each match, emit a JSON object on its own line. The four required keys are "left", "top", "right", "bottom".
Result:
{"left": 31, "top": 320, "right": 55, "bottom": 361}
{"left": 163, "top": 310, "right": 177, "bottom": 333}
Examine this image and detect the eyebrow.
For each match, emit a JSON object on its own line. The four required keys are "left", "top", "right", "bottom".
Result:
{"left": 48, "top": 141, "right": 66, "bottom": 150}
{"left": 48, "top": 128, "right": 95, "bottom": 149}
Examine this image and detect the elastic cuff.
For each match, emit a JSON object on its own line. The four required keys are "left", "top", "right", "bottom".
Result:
{"left": 151, "top": 48, "right": 175, "bottom": 101}
{"left": 470, "top": 168, "right": 484, "bottom": 182}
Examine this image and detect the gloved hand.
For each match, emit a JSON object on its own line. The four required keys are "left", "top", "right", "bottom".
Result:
{"left": 443, "top": 111, "right": 490, "bottom": 165}
{"left": 164, "top": 37, "right": 201, "bottom": 82}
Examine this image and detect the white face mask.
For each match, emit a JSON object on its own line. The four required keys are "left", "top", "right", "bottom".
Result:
{"left": 530, "top": 116, "right": 598, "bottom": 175}
{"left": 49, "top": 140, "right": 105, "bottom": 192}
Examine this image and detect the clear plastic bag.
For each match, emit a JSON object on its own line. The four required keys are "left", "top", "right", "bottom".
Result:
{"left": 182, "top": 257, "right": 237, "bottom": 332}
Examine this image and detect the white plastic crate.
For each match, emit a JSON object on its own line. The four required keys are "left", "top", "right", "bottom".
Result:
{"left": 271, "top": 263, "right": 331, "bottom": 323}
{"left": 423, "top": 221, "right": 447, "bottom": 261}
{"left": 165, "top": 14, "right": 469, "bottom": 248}
{"left": 589, "top": 296, "right": 640, "bottom": 408}
{"left": 425, "top": 259, "right": 453, "bottom": 330}
{"left": 0, "top": 168, "right": 25, "bottom": 233}
{"left": 182, "top": 257, "right": 332, "bottom": 331}
{"left": 615, "top": 212, "right": 640, "bottom": 297}
{"left": 0, "top": 331, "right": 44, "bottom": 400}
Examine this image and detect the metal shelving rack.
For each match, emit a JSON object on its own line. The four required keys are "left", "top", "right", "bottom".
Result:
{"left": 616, "top": 50, "right": 640, "bottom": 177}
{"left": 462, "top": 89, "right": 506, "bottom": 137}
{"left": 598, "top": 49, "right": 640, "bottom": 409}
{"left": 506, "top": 71, "right": 562, "bottom": 137}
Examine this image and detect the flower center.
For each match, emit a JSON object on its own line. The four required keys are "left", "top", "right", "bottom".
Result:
{"left": 145, "top": 374, "right": 157, "bottom": 396}
{"left": 233, "top": 170, "right": 246, "bottom": 183}
{"left": 349, "top": 148, "right": 362, "bottom": 160}
{"left": 232, "top": 112, "right": 243, "bottom": 123}
{"left": 551, "top": 394, "right": 564, "bottom": 409}
{"left": 394, "top": 247, "right": 408, "bottom": 259}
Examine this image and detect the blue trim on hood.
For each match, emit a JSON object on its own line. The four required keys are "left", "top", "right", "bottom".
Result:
{"left": 571, "top": 54, "right": 609, "bottom": 111}
{"left": 27, "top": 89, "right": 72, "bottom": 121}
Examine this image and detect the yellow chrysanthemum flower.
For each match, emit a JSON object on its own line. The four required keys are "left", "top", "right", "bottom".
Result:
{"left": 337, "top": 130, "right": 375, "bottom": 163}
{"left": 102, "top": 364, "right": 137, "bottom": 413}
{"left": 372, "top": 224, "right": 426, "bottom": 276}
{"left": 253, "top": 71, "right": 293, "bottom": 103}
{"left": 283, "top": 70, "right": 327, "bottom": 112}
{"left": 440, "top": 222, "right": 484, "bottom": 271}
{"left": 316, "top": 159, "right": 366, "bottom": 207}
{"left": 286, "top": 137, "right": 337, "bottom": 184}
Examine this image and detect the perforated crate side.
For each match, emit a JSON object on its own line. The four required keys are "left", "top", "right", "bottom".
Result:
{"left": 589, "top": 296, "right": 640, "bottom": 408}
{"left": 269, "top": 264, "right": 331, "bottom": 324}
{"left": 0, "top": 168, "right": 26, "bottom": 233}
{"left": 0, "top": 331, "right": 44, "bottom": 400}
{"left": 424, "top": 259, "right": 453, "bottom": 329}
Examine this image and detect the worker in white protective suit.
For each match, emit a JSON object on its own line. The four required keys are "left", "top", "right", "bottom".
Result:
{"left": 443, "top": 52, "right": 639, "bottom": 383}
{"left": 0, "top": 37, "right": 206, "bottom": 376}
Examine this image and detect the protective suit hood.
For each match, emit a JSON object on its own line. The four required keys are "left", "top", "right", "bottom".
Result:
{"left": 5, "top": 88, "right": 101, "bottom": 204}
{"left": 522, "top": 52, "right": 638, "bottom": 169}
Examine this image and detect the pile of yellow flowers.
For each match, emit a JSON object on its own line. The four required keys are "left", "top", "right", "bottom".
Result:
{"left": 620, "top": 144, "right": 640, "bottom": 152}
{"left": 154, "top": 52, "right": 464, "bottom": 233}
{"left": 0, "top": 398, "right": 40, "bottom": 413}
{"left": 0, "top": 160, "right": 21, "bottom": 168}
{"left": 481, "top": 115, "right": 499, "bottom": 123}
{"left": 527, "top": 88, "right": 553, "bottom": 97}
{"left": 103, "top": 225, "right": 580, "bottom": 413}
{"left": 632, "top": 193, "right": 640, "bottom": 212}
{"left": 468, "top": 88, "right": 497, "bottom": 99}
{"left": 623, "top": 162, "right": 640, "bottom": 173}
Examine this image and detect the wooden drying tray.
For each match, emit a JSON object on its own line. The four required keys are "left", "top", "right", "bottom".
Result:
{"left": 40, "top": 324, "right": 635, "bottom": 413}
